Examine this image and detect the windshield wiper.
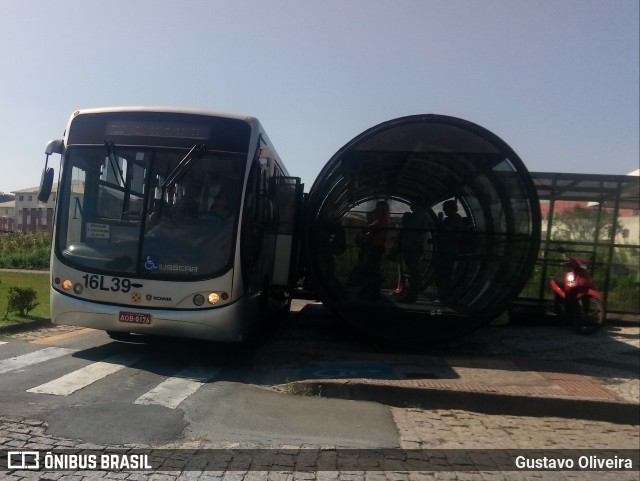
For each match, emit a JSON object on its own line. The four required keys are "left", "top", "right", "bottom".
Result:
{"left": 161, "top": 143, "right": 207, "bottom": 190}
{"left": 104, "top": 139, "right": 126, "bottom": 187}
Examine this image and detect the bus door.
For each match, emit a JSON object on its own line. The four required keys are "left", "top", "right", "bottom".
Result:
{"left": 271, "top": 176, "right": 304, "bottom": 288}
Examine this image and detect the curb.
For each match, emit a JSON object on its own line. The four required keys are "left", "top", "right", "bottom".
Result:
{"left": 283, "top": 380, "right": 640, "bottom": 426}
{"left": 0, "top": 318, "right": 52, "bottom": 334}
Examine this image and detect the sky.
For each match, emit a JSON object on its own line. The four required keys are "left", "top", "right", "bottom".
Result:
{"left": 0, "top": 0, "right": 638, "bottom": 194}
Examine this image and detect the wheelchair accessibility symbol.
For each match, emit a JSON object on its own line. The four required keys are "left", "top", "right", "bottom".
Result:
{"left": 144, "top": 255, "right": 159, "bottom": 272}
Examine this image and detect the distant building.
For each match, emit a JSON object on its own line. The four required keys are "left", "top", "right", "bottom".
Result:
{"left": 0, "top": 200, "right": 15, "bottom": 232}
{"left": 11, "top": 184, "right": 58, "bottom": 233}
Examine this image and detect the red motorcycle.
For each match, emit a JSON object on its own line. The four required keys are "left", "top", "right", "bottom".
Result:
{"left": 549, "top": 257, "right": 605, "bottom": 334}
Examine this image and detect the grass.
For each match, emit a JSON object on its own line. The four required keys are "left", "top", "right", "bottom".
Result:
{"left": 0, "top": 271, "right": 50, "bottom": 324}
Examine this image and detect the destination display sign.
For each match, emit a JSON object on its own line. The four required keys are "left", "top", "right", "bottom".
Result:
{"left": 105, "top": 120, "right": 211, "bottom": 139}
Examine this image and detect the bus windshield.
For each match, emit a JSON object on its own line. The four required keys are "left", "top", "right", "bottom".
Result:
{"left": 56, "top": 144, "right": 245, "bottom": 279}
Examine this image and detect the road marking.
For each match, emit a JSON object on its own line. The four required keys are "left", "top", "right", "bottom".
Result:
{"left": 0, "top": 342, "right": 7, "bottom": 347}
{"left": 0, "top": 347, "right": 75, "bottom": 374}
{"left": 134, "top": 363, "right": 219, "bottom": 409}
{"left": 31, "top": 328, "right": 96, "bottom": 345}
{"left": 27, "top": 351, "right": 145, "bottom": 395}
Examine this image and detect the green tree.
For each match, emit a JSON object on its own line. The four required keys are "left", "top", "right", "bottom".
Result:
{"left": 552, "top": 206, "right": 622, "bottom": 242}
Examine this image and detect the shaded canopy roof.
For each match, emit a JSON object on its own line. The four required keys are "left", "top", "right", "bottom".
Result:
{"left": 531, "top": 172, "right": 640, "bottom": 210}
{"left": 309, "top": 115, "right": 533, "bottom": 217}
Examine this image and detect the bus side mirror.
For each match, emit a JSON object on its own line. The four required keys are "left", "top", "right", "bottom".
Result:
{"left": 38, "top": 168, "right": 55, "bottom": 202}
{"left": 38, "top": 139, "right": 64, "bottom": 202}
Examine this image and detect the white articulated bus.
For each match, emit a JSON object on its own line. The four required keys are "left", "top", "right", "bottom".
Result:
{"left": 40, "top": 107, "right": 302, "bottom": 341}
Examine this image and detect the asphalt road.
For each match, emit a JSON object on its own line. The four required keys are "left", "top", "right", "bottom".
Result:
{"left": 0, "top": 325, "right": 399, "bottom": 448}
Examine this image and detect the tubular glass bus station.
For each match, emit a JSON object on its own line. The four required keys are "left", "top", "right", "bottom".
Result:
{"left": 303, "top": 115, "right": 541, "bottom": 344}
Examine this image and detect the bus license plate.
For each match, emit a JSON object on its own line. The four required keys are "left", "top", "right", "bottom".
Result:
{"left": 118, "top": 311, "right": 152, "bottom": 325}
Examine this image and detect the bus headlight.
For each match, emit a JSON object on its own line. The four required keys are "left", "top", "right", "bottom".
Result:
{"left": 62, "top": 279, "right": 73, "bottom": 291}
{"left": 73, "top": 283, "right": 84, "bottom": 295}
{"left": 193, "top": 294, "right": 205, "bottom": 306}
{"left": 208, "top": 292, "right": 220, "bottom": 305}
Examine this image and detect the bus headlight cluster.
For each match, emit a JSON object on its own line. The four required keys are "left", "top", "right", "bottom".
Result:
{"left": 193, "top": 292, "right": 229, "bottom": 306}
{"left": 55, "top": 278, "right": 82, "bottom": 295}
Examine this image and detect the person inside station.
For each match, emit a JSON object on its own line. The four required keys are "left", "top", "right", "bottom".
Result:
{"left": 397, "top": 200, "right": 431, "bottom": 303}
{"left": 391, "top": 211, "right": 412, "bottom": 298}
{"left": 434, "top": 199, "right": 466, "bottom": 303}
{"left": 355, "top": 200, "right": 390, "bottom": 300}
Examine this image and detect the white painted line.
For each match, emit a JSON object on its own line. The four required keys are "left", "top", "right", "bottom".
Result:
{"left": 134, "top": 363, "right": 219, "bottom": 409}
{"left": 27, "top": 351, "right": 145, "bottom": 396}
{"left": 0, "top": 347, "right": 75, "bottom": 374}
{"left": 0, "top": 341, "right": 7, "bottom": 346}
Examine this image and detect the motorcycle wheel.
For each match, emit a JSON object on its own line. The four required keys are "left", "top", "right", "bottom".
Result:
{"left": 573, "top": 297, "right": 605, "bottom": 335}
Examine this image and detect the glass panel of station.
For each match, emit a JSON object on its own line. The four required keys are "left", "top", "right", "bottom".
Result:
{"left": 304, "top": 115, "right": 541, "bottom": 344}
{"left": 526, "top": 172, "right": 640, "bottom": 316}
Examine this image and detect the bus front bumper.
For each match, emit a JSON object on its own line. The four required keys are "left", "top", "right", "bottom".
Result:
{"left": 50, "top": 288, "right": 260, "bottom": 342}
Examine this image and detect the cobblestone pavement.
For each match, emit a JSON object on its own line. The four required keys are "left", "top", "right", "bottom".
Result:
{"left": 1, "top": 408, "right": 638, "bottom": 480}
{"left": 463, "top": 321, "right": 639, "bottom": 404}
{"left": 285, "top": 301, "right": 640, "bottom": 405}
